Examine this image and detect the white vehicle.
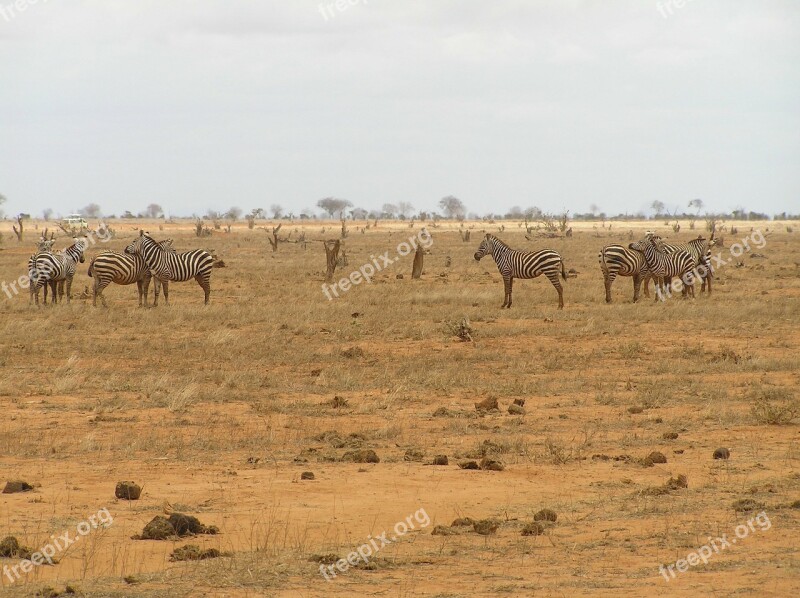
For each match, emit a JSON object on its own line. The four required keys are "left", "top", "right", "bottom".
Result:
{"left": 62, "top": 214, "right": 89, "bottom": 233}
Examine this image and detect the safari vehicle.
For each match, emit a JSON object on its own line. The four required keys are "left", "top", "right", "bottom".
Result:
{"left": 62, "top": 214, "right": 89, "bottom": 233}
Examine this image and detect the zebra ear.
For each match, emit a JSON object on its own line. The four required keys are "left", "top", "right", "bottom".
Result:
{"left": 139, "top": 230, "right": 144, "bottom": 237}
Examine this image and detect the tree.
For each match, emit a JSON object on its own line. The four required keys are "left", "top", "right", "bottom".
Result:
{"left": 42, "top": 208, "right": 53, "bottom": 221}
{"left": 397, "top": 201, "right": 415, "bottom": 219}
{"left": 0, "top": 192, "right": 6, "bottom": 219}
{"left": 382, "top": 203, "right": 398, "bottom": 218}
{"left": 145, "top": 203, "right": 163, "bottom": 219}
{"left": 270, "top": 204, "right": 283, "bottom": 219}
{"left": 650, "top": 201, "right": 666, "bottom": 217}
{"left": 225, "top": 206, "right": 242, "bottom": 221}
{"left": 81, "top": 203, "right": 102, "bottom": 218}
{"left": 438, "top": 196, "right": 466, "bottom": 220}
{"left": 350, "top": 207, "right": 368, "bottom": 220}
{"left": 317, "top": 197, "right": 352, "bottom": 218}
{"left": 688, "top": 199, "right": 704, "bottom": 214}
{"left": 589, "top": 204, "right": 600, "bottom": 217}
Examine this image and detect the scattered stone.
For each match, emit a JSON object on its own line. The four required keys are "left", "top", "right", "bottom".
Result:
{"left": 458, "top": 461, "right": 480, "bottom": 470}
{"left": 170, "top": 545, "right": 221, "bottom": 561}
{"left": 431, "top": 525, "right": 457, "bottom": 536}
{"left": 662, "top": 432, "right": 679, "bottom": 440}
{"left": 300, "top": 472, "right": 315, "bottom": 480}
{"left": 647, "top": 451, "right": 667, "bottom": 464}
{"left": 451, "top": 518, "right": 475, "bottom": 527}
{"left": 627, "top": 406, "right": 644, "bottom": 414}
{"left": 396, "top": 274, "right": 404, "bottom": 279}
{"left": 480, "top": 458, "right": 505, "bottom": 471}
{"left": 473, "top": 519, "right": 500, "bottom": 535}
{"left": 115, "top": 481, "right": 142, "bottom": 500}
{"left": 513, "top": 398, "right": 526, "bottom": 407}
{"left": 713, "top": 448, "right": 731, "bottom": 460}
{"left": 329, "top": 396, "right": 349, "bottom": 408}
{"left": 432, "top": 407, "right": 451, "bottom": 417}
{"left": 340, "top": 347, "right": 364, "bottom": 359}
{"left": 432, "top": 455, "right": 449, "bottom": 466}
{"left": 521, "top": 521, "right": 546, "bottom": 536}
{"left": 666, "top": 474, "right": 688, "bottom": 490}
{"left": 733, "top": 498, "right": 765, "bottom": 513}
{"left": 475, "top": 397, "right": 499, "bottom": 412}
{"left": 341, "top": 449, "right": 380, "bottom": 464}
{"left": 168, "top": 513, "right": 218, "bottom": 536}
{"left": 508, "top": 404, "right": 526, "bottom": 415}
{"left": 404, "top": 448, "right": 425, "bottom": 462}
{"left": 0, "top": 536, "right": 32, "bottom": 559}
{"left": 3, "top": 480, "right": 33, "bottom": 494}
{"left": 533, "top": 508, "right": 558, "bottom": 523}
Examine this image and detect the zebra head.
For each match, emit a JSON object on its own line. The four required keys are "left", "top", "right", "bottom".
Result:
{"left": 628, "top": 239, "right": 647, "bottom": 252}
{"left": 66, "top": 238, "right": 88, "bottom": 263}
{"left": 474, "top": 234, "right": 495, "bottom": 261}
{"left": 125, "top": 230, "right": 150, "bottom": 255}
{"left": 35, "top": 238, "right": 55, "bottom": 252}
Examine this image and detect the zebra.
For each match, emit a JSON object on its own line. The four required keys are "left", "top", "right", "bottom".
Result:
{"left": 598, "top": 244, "right": 652, "bottom": 303}
{"left": 30, "top": 239, "right": 87, "bottom": 305}
{"left": 474, "top": 234, "right": 566, "bottom": 309}
{"left": 628, "top": 236, "right": 696, "bottom": 301}
{"left": 124, "top": 231, "right": 214, "bottom": 305}
{"left": 28, "top": 236, "right": 57, "bottom": 304}
{"left": 657, "top": 234, "right": 717, "bottom": 294}
{"left": 87, "top": 239, "right": 175, "bottom": 307}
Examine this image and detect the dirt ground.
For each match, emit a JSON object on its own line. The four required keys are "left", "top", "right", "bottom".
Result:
{"left": 0, "top": 217, "right": 798, "bottom": 597}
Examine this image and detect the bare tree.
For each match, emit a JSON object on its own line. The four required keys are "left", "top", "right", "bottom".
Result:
{"left": 412, "top": 244, "right": 424, "bottom": 279}
{"left": 323, "top": 240, "right": 341, "bottom": 282}
{"left": 145, "top": 203, "right": 163, "bottom": 219}
{"left": 341, "top": 218, "right": 348, "bottom": 239}
{"left": 439, "top": 196, "right": 466, "bottom": 220}
{"left": 81, "top": 203, "right": 102, "bottom": 218}
{"left": 651, "top": 201, "right": 666, "bottom": 218}
{"left": 382, "top": 203, "right": 398, "bottom": 219}
{"left": 317, "top": 197, "right": 352, "bottom": 218}
{"left": 42, "top": 208, "right": 53, "bottom": 221}
{"left": 267, "top": 223, "right": 282, "bottom": 251}
{"left": 398, "top": 201, "right": 415, "bottom": 219}
{"left": 270, "top": 204, "right": 283, "bottom": 219}
{"left": 12, "top": 214, "right": 24, "bottom": 241}
{"left": 225, "top": 206, "right": 242, "bottom": 221}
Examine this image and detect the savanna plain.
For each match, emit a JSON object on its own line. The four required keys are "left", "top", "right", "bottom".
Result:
{"left": 0, "top": 218, "right": 798, "bottom": 597}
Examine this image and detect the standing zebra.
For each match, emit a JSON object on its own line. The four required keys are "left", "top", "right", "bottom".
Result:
{"left": 124, "top": 231, "right": 214, "bottom": 305}
{"left": 629, "top": 236, "right": 696, "bottom": 301}
{"left": 88, "top": 239, "right": 175, "bottom": 307}
{"left": 598, "top": 244, "right": 652, "bottom": 303}
{"left": 28, "top": 236, "right": 57, "bottom": 304}
{"left": 657, "top": 234, "right": 717, "bottom": 294}
{"left": 31, "top": 239, "right": 87, "bottom": 305}
{"left": 474, "top": 234, "right": 566, "bottom": 309}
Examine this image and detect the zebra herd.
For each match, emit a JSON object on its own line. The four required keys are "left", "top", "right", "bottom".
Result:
{"left": 28, "top": 231, "right": 214, "bottom": 306}
{"left": 475, "top": 231, "right": 717, "bottom": 308}
{"left": 25, "top": 227, "right": 716, "bottom": 309}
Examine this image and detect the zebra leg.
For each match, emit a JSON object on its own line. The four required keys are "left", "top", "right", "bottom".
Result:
{"left": 632, "top": 274, "right": 641, "bottom": 303}
{"left": 65, "top": 277, "right": 72, "bottom": 304}
{"left": 545, "top": 271, "right": 564, "bottom": 309}
{"left": 643, "top": 274, "right": 651, "bottom": 299}
{"left": 502, "top": 276, "right": 513, "bottom": 308}
{"left": 49, "top": 280, "right": 58, "bottom": 305}
{"left": 161, "top": 280, "right": 169, "bottom": 306}
{"left": 604, "top": 271, "right": 615, "bottom": 303}
{"left": 196, "top": 274, "right": 210, "bottom": 305}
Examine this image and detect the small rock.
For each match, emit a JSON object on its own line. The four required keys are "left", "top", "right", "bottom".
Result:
{"left": 2, "top": 481, "right": 33, "bottom": 494}
{"left": 627, "top": 406, "right": 644, "bottom": 414}
{"left": 340, "top": 347, "right": 364, "bottom": 359}
{"left": 300, "top": 472, "right": 315, "bottom": 480}
{"left": 0, "top": 536, "right": 32, "bottom": 559}
{"left": 170, "top": 544, "right": 221, "bottom": 561}
{"left": 473, "top": 519, "right": 500, "bottom": 535}
{"left": 480, "top": 458, "right": 505, "bottom": 471}
{"left": 341, "top": 449, "right": 380, "bottom": 464}
{"left": 713, "top": 448, "right": 730, "bottom": 460}
{"left": 115, "top": 481, "right": 142, "bottom": 500}
{"left": 432, "top": 407, "right": 451, "bottom": 417}
{"left": 451, "top": 517, "right": 475, "bottom": 527}
{"left": 521, "top": 521, "right": 546, "bottom": 536}
{"left": 508, "top": 404, "right": 526, "bottom": 415}
{"left": 513, "top": 399, "right": 526, "bottom": 407}
{"left": 139, "top": 516, "right": 176, "bottom": 540}
{"left": 647, "top": 451, "right": 667, "bottom": 464}
{"left": 533, "top": 508, "right": 558, "bottom": 522}
{"left": 662, "top": 432, "right": 679, "bottom": 440}
{"left": 404, "top": 448, "right": 425, "bottom": 462}
{"left": 396, "top": 274, "right": 404, "bottom": 279}
{"left": 432, "top": 455, "right": 449, "bottom": 466}
{"left": 458, "top": 461, "right": 480, "bottom": 470}
{"left": 666, "top": 474, "right": 688, "bottom": 490}
{"left": 733, "top": 498, "right": 765, "bottom": 513}
{"left": 474, "top": 397, "right": 499, "bottom": 412}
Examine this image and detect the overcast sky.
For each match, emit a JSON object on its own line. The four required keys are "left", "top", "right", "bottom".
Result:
{"left": 1, "top": 0, "right": 798, "bottom": 218}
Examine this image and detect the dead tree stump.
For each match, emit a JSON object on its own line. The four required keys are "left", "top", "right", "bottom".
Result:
{"left": 412, "top": 245, "right": 424, "bottom": 279}
{"left": 267, "top": 223, "right": 281, "bottom": 252}
{"left": 12, "top": 215, "right": 23, "bottom": 242}
{"left": 324, "top": 240, "right": 341, "bottom": 282}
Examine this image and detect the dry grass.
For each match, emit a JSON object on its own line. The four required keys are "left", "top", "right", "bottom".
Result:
{"left": 0, "top": 218, "right": 798, "bottom": 596}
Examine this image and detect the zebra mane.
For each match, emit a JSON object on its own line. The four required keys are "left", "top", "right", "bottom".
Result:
{"left": 486, "top": 234, "right": 510, "bottom": 248}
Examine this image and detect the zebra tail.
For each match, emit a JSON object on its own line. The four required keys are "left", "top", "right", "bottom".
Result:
{"left": 87, "top": 259, "right": 94, "bottom": 277}
{"left": 561, "top": 258, "right": 567, "bottom": 281}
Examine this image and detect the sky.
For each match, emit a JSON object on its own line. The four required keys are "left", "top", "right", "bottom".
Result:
{"left": 1, "top": 0, "right": 798, "bottom": 219}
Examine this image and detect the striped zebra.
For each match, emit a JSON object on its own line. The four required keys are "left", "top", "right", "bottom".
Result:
{"left": 30, "top": 239, "right": 87, "bottom": 305}
{"left": 124, "top": 231, "right": 214, "bottom": 305}
{"left": 628, "top": 236, "right": 696, "bottom": 301}
{"left": 87, "top": 239, "right": 175, "bottom": 307}
{"left": 28, "top": 237, "right": 57, "bottom": 304}
{"left": 474, "top": 234, "right": 566, "bottom": 309}
{"left": 657, "top": 234, "right": 717, "bottom": 294}
{"left": 598, "top": 244, "right": 652, "bottom": 303}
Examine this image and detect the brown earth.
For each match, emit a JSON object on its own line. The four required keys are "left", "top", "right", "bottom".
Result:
{"left": 0, "top": 218, "right": 798, "bottom": 597}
